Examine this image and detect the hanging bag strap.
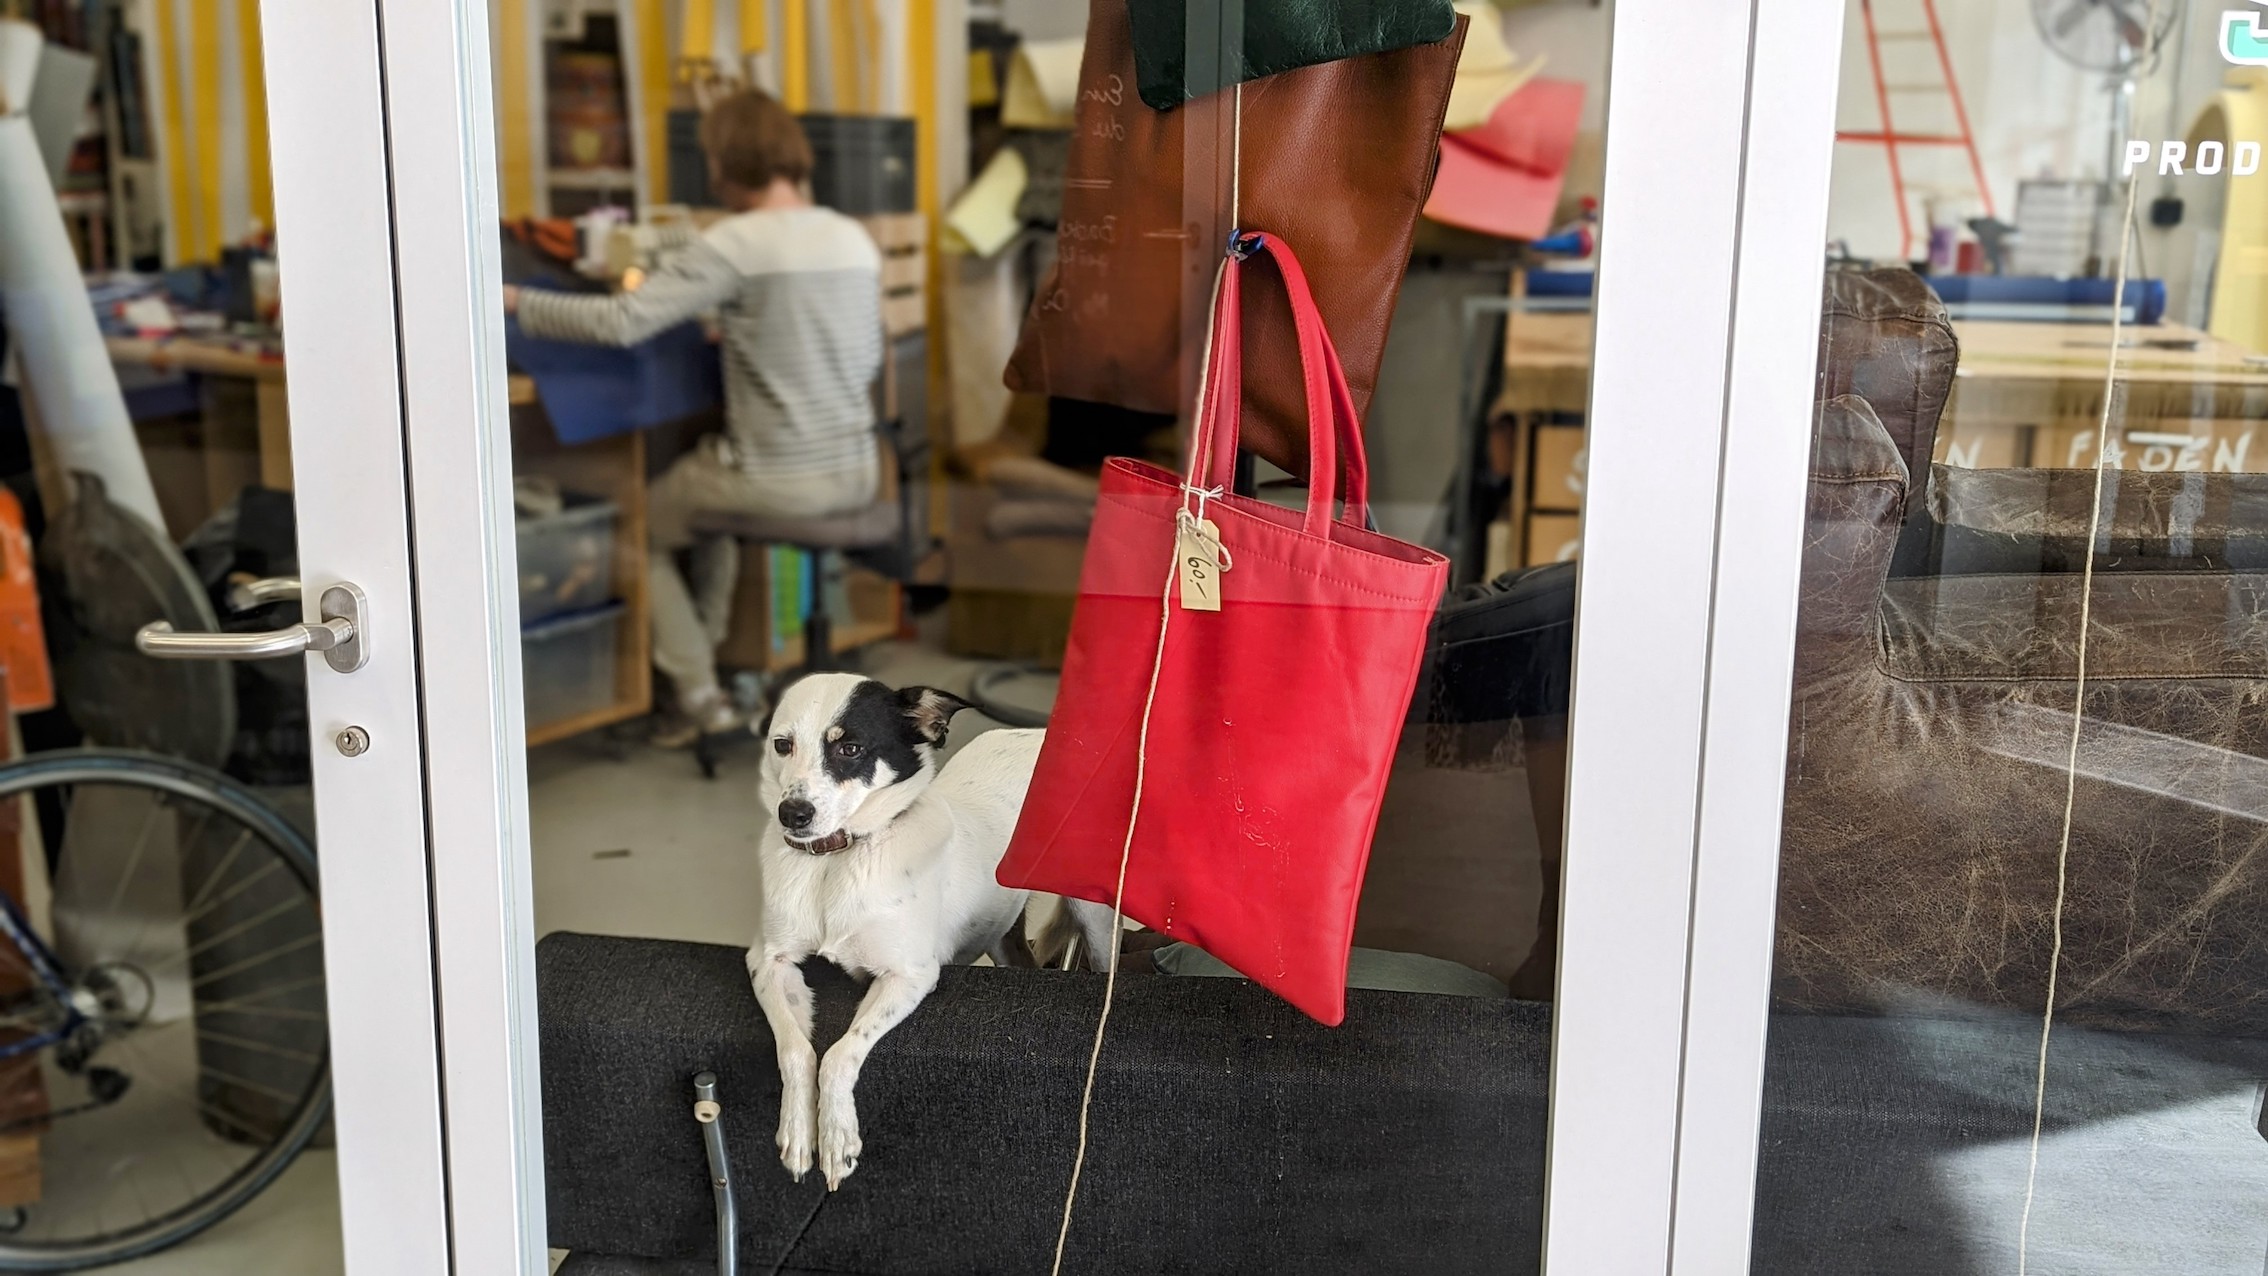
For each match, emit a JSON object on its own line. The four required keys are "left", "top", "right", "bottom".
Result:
{"left": 1188, "top": 232, "right": 1372, "bottom": 537}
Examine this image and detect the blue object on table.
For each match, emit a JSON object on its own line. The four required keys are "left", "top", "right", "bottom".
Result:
{"left": 1922, "top": 275, "right": 2166, "bottom": 325}
{"left": 505, "top": 316, "right": 722, "bottom": 444}
{"left": 1524, "top": 271, "right": 1595, "bottom": 299}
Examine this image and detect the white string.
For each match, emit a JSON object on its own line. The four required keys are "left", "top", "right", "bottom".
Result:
{"left": 1045, "top": 544, "right": 1176, "bottom": 1276}
{"left": 2014, "top": 107, "right": 2147, "bottom": 1272}
{"left": 1050, "top": 93, "right": 1239, "bottom": 1257}
{"left": 1231, "top": 78, "right": 1242, "bottom": 227}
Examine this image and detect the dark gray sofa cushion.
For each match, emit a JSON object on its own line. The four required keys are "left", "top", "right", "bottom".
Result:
{"left": 538, "top": 932, "right": 1550, "bottom": 1275}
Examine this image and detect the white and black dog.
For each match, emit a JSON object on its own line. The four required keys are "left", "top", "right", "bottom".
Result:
{"left": 748, "top": 672, "right": 1114, "bottom": 1189}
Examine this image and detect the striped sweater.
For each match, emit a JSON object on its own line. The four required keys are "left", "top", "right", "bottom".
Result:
{"left": 516, "top": 207, "right": 883, "bottom": 476}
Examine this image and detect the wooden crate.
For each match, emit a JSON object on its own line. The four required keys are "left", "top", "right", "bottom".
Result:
{"left": 858, "top": 213, "right": 927, "bottom": 338}
{"left": 1525, "top": 513, "right": 1582, "bottom": 567}
{"left": 1530, "top": 424, "right": 1587, "bottom": 512}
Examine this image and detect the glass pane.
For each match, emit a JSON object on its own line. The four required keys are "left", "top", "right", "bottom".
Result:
{"left": 500, "top": 1, "right": 1616, "bottom": 1270}
{"left": 1754, "top": 3, "right": 2268, "bottom": 1271}
{"left": 0, "top": 0, "right": 340, "bottom": 1268}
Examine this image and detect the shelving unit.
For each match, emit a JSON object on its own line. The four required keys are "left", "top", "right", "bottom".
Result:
{"left": 545, "top": 166, "right": 639, "bottom": 192}
{"left": 509, "top": 379, "right": 654, "bottom": 747}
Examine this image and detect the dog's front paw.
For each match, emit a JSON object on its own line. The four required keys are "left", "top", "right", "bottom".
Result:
{"left": 817, "top": 1101, "right": 862, "bottom": 1191}
{"left": 777, "top": 1093, "right": 815, "bottom": 1182}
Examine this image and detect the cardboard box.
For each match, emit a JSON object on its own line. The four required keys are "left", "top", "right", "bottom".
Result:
{"left": 1932, "top": 421, "right": 2024, "bottom": 470}
{"left": 2034, "top": 420, "right": 2267, "bottom": 473}
{"left": 1526, "top": 513, "right": 1582, "bottom": 567}
{"left": 1530, "top": 425, "right": 1587, "bottom": 511}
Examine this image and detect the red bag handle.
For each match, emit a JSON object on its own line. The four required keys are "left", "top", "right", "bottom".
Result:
{"left": 1188, "top": 232, "right": 1371, "bottom": 538}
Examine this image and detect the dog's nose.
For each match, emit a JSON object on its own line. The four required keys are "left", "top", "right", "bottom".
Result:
{"left": 778, "top": 798, "right": 816, "bottom": 830}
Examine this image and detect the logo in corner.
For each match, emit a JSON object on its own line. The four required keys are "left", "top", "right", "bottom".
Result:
{"left": 2226, "top": 2, "right": 2268, "bottom": 65}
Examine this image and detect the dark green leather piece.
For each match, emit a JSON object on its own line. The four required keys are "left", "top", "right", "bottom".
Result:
{"left": 1127, "top": 0, "right": 1458, "bottom": 110}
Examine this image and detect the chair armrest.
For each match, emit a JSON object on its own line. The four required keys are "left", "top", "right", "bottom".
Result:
{"left": 1795, "top": 395, "right": 1908, "bottom": 685}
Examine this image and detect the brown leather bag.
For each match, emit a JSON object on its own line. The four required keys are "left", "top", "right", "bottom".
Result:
{"left": 1003, "top": 0, "right": 1465, "bottom": 482}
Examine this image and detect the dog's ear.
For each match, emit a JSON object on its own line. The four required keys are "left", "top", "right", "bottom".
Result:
{"left": 898, "top": 686, "right": 971, "bottom": 747}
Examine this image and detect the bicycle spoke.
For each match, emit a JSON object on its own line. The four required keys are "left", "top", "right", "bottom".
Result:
{"left": 98, "top": 795, "right": 166, "bottom": 920}
{"left": 197, "top": 1063, "right": 307, "bottom": 1109}
{"left": 196, "top": 975, "right": 327, "bottom": 1017}
{"left": 109, "top": 1061, "right": 276, "bottom": 1146}
{"left": 148, "top": 895, "right": 312, "bottom": 972}
{"left": 123, "top": 1164, "right": 156, "bottom": 1233}
{"left": 181, "top": 857, "right": 285, "bottom": 934}
{"left": 189, "top": 932, "right": 323, "bottom": 990}
{"left": 117, "top": 805, "right": 221, "bottom": 961}
{"left": 194, "top": 1029, "right": 321, "bottom": 1068}
{"left": 196, "top": 1003, "right": 325, "bottom": 1024}
{"left": 180, "top": 826, "right": 254, "bottom": 918}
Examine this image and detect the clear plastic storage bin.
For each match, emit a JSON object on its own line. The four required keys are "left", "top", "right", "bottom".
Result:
{"left": 522, "top": 602, "right": 623, "bottom": 728}
{"left": 518, "top": 498, "right": 619, "bottom": 625}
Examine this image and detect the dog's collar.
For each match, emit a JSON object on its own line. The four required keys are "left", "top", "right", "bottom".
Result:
{"left": 786, "top": 829, "right": 856, "bottom": 856}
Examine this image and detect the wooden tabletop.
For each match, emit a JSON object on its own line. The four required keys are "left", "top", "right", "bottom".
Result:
{"left": 1948, "top": 320, "right": 2268, "bottom": 387}
{"left": 108, "top": 334, "right": 542, "bottom": 403}
{"left": 105, "top": 334, "right": 284, "bottom": 381}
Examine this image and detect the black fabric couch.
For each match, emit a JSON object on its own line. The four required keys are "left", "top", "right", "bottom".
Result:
{"left": 544, "top": 933, "right": 2268, "bottom": 1276}
{"left": 541, "top": 934, "right": 1550, "bottom": 1275}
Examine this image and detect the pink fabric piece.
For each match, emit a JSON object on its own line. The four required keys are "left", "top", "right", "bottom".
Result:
{"left": 1423, "top": 77, "right": 1586, "bottom": 241}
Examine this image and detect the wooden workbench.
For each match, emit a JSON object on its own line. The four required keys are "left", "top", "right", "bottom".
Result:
{"left": 1487, "top": 313, "right": 2268, "bottom": 565}
{"left": 1936, "top": 321, "right": 2268, "bottom": 470}
{"left": 106, "top": 335, "right": 651, "bottom": 744}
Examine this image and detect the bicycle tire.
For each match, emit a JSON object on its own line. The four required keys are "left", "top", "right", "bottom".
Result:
{"left": 0, "top": 749, "right": 329, "bottom": 1272}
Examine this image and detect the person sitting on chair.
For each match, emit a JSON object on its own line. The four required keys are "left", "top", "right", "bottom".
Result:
{"left": 505, "top": 90, "right": 882, "bottom": 745}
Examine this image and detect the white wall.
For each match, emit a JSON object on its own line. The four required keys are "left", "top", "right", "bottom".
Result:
{"left": 1826, "top": 0, "right": 2230, "bottom": 306}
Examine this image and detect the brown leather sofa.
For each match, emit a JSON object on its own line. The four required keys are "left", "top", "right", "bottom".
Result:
{"left": 1776, "top": 269, "right": 2268, "bottom": 1037}
{"left": 1388, "top": 267, "right": 2268, "bottom": 1037}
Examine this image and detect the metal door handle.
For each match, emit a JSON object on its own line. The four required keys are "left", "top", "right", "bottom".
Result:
{"left": 226, "top": 574, "right": 305, "bottom": 611}
{"left": 136, "top": 581, "right": 369, "bottom": 673}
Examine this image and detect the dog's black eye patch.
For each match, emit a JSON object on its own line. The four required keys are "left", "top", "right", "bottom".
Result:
{"left": 824, "top": 681, "right": 931, "bottom": 787}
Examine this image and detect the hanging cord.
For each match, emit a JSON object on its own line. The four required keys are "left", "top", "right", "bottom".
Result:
{"left": 1050, "top": 80, "right": 1243, "bottom": 1276}
{"left": 2014, "top": 68, "right": 2150, "bottom": 1271}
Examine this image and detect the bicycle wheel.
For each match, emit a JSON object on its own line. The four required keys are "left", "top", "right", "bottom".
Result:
{"left": 0, "top": 750, "right": 328, "bottom": 1271}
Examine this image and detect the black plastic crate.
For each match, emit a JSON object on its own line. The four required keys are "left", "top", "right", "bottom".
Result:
{"left": 800, "top": 114, "right": 917, "bottom": 215}
{"left": 668, "top": 109, "right": 711, "bottom": 206}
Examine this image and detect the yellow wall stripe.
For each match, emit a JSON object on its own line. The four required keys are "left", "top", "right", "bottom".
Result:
{"left": 783, "top": 0, "right": 809, "bottom": 110}
{"left": 496, "top": 0, "right": 536, "bottom": 218}
{"left": 152, "top": 0, "right": 192, "bottom": 264}
{"left": 235, "top": 0, "right": 272, "bottom": 231}
{"left": 633, "top": 0, "right": 673, "bottom": 206}
{"left": 827, "top": 0, "right": 859, "bottom": 114}
{"left": 909, "top": 0, "right": 941, "bottom": 413}
{"left": 682, "top": 0, "right": 715, "bottom": 64}
{"left": 740, "top": 0, "right": 767, "bottom": 55}
{"left": 187, "top": 0, "right": 225, "bottom": 258}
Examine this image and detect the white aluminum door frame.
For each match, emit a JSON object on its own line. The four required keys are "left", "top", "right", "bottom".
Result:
{"left": 1544, "top": 0, "right": 1847, "bottom": 1271}
{"left": 329, "top": 1, "right": 1854, "bottom": 1274}
{"left": 266, "top": 0, "right": 541, "bottom": 1270}
{"left": 1664, "top": 1, "right": 1848, "bottom": 1269}
{"left": 259, "top": 1, "right": 454, "bottom": 1272}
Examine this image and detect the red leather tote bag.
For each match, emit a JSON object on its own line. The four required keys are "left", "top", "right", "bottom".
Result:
{"left": 996, "top": 231, "right": 1448, "bottom": 1025}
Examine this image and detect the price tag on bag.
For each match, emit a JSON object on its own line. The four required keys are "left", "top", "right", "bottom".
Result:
{"left": 1176, "top": 515, "right": 1225, "bottom": 612}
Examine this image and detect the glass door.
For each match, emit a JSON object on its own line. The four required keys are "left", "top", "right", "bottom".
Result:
{"left": 1676, "top": 0, "right": 2268, "bottom": 1271}
{"left": 0, "top": 0, "right": 456, "bottom": 1270}
{"left": 374, "top": 0, "right": 1810, "bottom": 1272}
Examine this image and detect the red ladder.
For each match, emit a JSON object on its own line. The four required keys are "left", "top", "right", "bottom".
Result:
{"left": 1836, "top": 0, "right": 1994, "bottom": 259}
